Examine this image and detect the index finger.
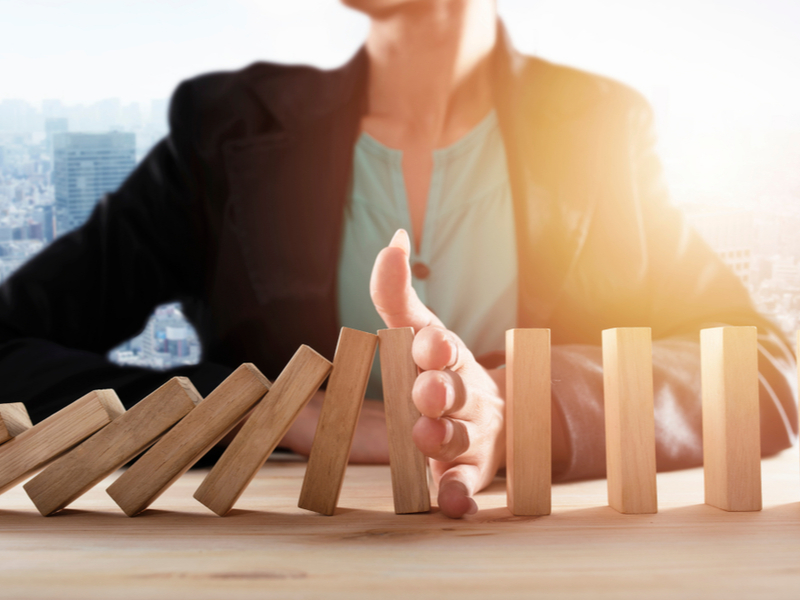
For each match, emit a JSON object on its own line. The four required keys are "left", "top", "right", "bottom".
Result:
{"left": 412, "top": 326, "right": 473, "bottom": 372}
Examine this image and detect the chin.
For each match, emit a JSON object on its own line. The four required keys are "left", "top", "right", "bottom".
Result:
{"left": 340, "top": 0, "right": 428, "bottom": 15}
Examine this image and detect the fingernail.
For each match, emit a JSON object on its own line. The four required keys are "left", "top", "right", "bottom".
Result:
{"left": 446, "top": 339, "right": 458, "bottom": 367}
{"left": 440, "top": 418, "right": 454, "bottom": 445}
{"left": 441, "top": 376, "right": 453, "bottom": 416}
{"left": 466, "top": 498, "right": 478, "bottom": 515}
{"left": 390, "top": 229, "right": 411, "bottom": 256}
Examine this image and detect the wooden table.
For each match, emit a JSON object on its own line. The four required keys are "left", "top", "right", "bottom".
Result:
{"left": 2, "top": 449, "right": 800, "bottom": 599}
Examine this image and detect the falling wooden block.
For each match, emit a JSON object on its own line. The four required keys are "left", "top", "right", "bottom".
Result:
{"left": 0, "top": 403, "right": 32, "bottom": 445}
{"left": 378, "top": 327, "right": 430, "bottom": 515}
{"left": 506, "top": 328, "right": 551, "bottom": 516}
{"left": 0, "top": 391, "right": 124, "bottom": 496}
{"left": 195, "top": 345, "right": 333, "bottom": 516}
{"left": 701, "top": 326, "right": 761, "bottom": 512}
{"left": 107, "top": 364, "right": 270, "bottom": 516}
{"left": 602, "top": 327, "right": 657, "bottom": 514}
{"left": 25, "top": 377, "right": 202, "bottom": 516}
{"left": 298, "top": 328, "right": 378, "bottom": 515}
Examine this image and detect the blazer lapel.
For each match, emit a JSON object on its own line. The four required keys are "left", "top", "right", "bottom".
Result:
{"left": 218, "top": 50, "right": 368, "bottom": 361}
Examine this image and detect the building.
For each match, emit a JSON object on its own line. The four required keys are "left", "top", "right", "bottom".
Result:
{"left": 41, "top": 204, "right": 56, "bottom": 242}
{"left": 112, "top": 303, "right": 200, "bottom": 369}
{"left": 44, "top": 118, "right": 68, "bottom": 156}
{"left": 683, "top": 206, "right": 755, "bottom": 287}
{"left": 53, "top": 132, "right": 135, "bottom": 233}
{"left": 770, "top": 256, "right": 800, "bottom": 289}
{"left": 166, "top": 326, "right": 189, "bottom": 357}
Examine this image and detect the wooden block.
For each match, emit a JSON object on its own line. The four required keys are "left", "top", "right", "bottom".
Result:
{"left": 378, "top": 327, "right": 430, "bottom": 515}
{"left": 602, "top": 327, "right": 657, "bottom": 514}
{"left": 0, "top": 403, "right": 32, "bottom": 445}
{"left": 506, "top": 328, "right": 551, "bottom": 516}
{"left": 701, "top": 326, "right": 761, "bottom": 511}
{"left": 0, "top": 391, "right": 124, "bottom": 496}
{"left": 298, "top": 328, "right": 378, "bottom": 515}
{"left": 107, "top": 364, "right": 270, "bottom": 516}
{"left": 194, "top": 346, "right": 333, "bottom": 516}
{"left": 25, "top": 377, "right": 202, "bottom": 516}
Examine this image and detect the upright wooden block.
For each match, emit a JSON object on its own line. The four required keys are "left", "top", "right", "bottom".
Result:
{"left": 602, "top": 327, "right": 657, "bottom": 514}
{"left": 195, "top": 345, "right": 333, "bottom": 516}
{"left": 701, "top": 326, "right": 761, "bottom": 511}
{"left": 0, "top": 391, "right": 124, "bottom": 496}
{"left": 107, "top": 364, "right": 270, "bottom": 516}
{"left": 0, "top": 403, "right": 32, "bottom": 445}
{"left": 506, "top": 328, "right": 551, "bottom": 516}
{"left": 298, "top": 328, "right": 378, "bottom": 515}
{"left": 25, "top": 377, "right": 202, "bottom": 516}
{"left": 378, "top": 327, "right": 430, "bottom": 514}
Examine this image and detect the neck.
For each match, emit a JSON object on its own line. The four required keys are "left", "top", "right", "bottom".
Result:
{"left": 363, "top": 0, "right": 497, "bottom": 148}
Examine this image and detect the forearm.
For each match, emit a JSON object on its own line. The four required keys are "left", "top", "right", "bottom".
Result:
{"left": 485, "top": 365, "right": 569, "bottom": 477}
{"left": 282, "top": 365, "right": 571, "bottom": 474}
{"left": 552, "top": 335, "right": 797, "bottom": 482}
{"left": 279, "top": 390, "right": 390, "bottom": 463}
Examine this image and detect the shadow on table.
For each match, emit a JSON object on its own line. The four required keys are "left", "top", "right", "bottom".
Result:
{"left": 6, "top": 499, "right": 800, "bottom": 548}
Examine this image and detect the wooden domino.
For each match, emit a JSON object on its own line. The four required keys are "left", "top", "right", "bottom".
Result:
{"left": 25, "top": 377, "right": 202, "bottom": 516}
{"left": 701, "top": 326, "right": 761, "bottom": 512}
{"left": 298, "top": 328, "right": 378, "bottom": 516}
{"left": 0, "top": 390, "right": 125, "bottom": 496}
{"left": 107, "top": 364, "right": 270, "bottom": 516}
{"left": 378, "top": 327, "right": 430, "bottom": 514}
{"left": 602, "top": 327, "right": 657, "bottom": 514}
{"left": 194, "top": 345, "right": 332, "bottom": 516}
{"left": 0, "top": 403, "right": 32, "bottom": 445}
{"left": 506, "top": 328, "right": 551, "bottom": 516}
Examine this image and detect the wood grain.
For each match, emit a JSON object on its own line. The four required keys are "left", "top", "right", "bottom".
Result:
{"left": 701, "top": 326, "right": 761, "bottom": 511}
{"left": 378, "top": 327, "right": 430, "bottom": 514}
{"left": 195, "top": 346, "right": 332, "bottom": 516}
{"left": 506, "top": 328, "right": 551, "bottom": 516}
{"left": 107, "top": 364, "right": 270, "bottom": 516}
{"left": 298, "top": 328, "right": 378, "bottom": 515}
{"left": 0, "top": 403, "right": 32, "bottom": 445}
{"left": 602, "top": 327, "right": 657, "bottom": 514}
{"left": 0, "top": 390, "right": 124, "bottom": 496}
{"left": 25, "top": 377, "right": 202, "bottom": 516}
{"left": 2, "top": 453, "right": 800, "bottom": 600}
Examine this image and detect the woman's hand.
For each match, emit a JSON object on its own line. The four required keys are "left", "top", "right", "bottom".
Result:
{"left": 370, "top": 229, "right": 506, "bottom": 518}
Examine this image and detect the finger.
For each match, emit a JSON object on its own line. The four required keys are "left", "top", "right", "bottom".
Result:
{"left": 411, "top": 416, "right": 469, "bottom": 463}
{"left": 437, "top": 463, "right": 481, "bottom": 518}
{"left": 369, "top": 230, "right": 444, "bottom": 332}
{"left": 412, "top": 369, "right": 467, "bottom": 418}
{"left": 412, "top": 325, "right": 473, "bottom": 372}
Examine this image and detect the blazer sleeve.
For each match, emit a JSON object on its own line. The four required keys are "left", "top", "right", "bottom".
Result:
{"left": 0, "top": 82, "right": 231, "bottom": 421}
{"left": 551, "top": 94, "right": 797, "bottom": 481}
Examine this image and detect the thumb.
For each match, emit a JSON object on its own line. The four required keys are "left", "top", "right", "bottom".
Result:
{"left": 436, "top": 463, "right": 481, "bottom": 518}
{"left": 370, "top": 229, "right": 444, "bottom": 332}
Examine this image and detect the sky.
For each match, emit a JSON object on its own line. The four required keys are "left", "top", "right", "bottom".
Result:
{"left": 2, "top": 0, "right": 799, "bottom": 208}
{"left": 1, "top": 0, "right": 799, "bottom": 127}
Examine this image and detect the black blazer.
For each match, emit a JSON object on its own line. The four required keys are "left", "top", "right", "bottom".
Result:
{"left": 0, "top": 25, "right": 794, "bottom": 480}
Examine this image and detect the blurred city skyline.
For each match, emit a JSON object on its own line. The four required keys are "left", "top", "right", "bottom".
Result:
{"left": 0, "top": 0, "right": 799, "bottom": 362}
{"left": 3, "top": 0, "right": 799, "bottom": 211}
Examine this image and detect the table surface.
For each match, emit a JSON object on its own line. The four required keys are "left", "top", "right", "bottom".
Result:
{"left": 2, "top": 449, "right": 800, "bottom": 600}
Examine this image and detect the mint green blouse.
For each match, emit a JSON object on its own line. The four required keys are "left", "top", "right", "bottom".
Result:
{"left": 337, "top": 109, "right": 518, "bottom": 400}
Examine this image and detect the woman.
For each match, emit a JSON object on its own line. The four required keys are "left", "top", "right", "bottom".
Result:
{"left": 0, "top": 0, "right": 795, "bottom": 518}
